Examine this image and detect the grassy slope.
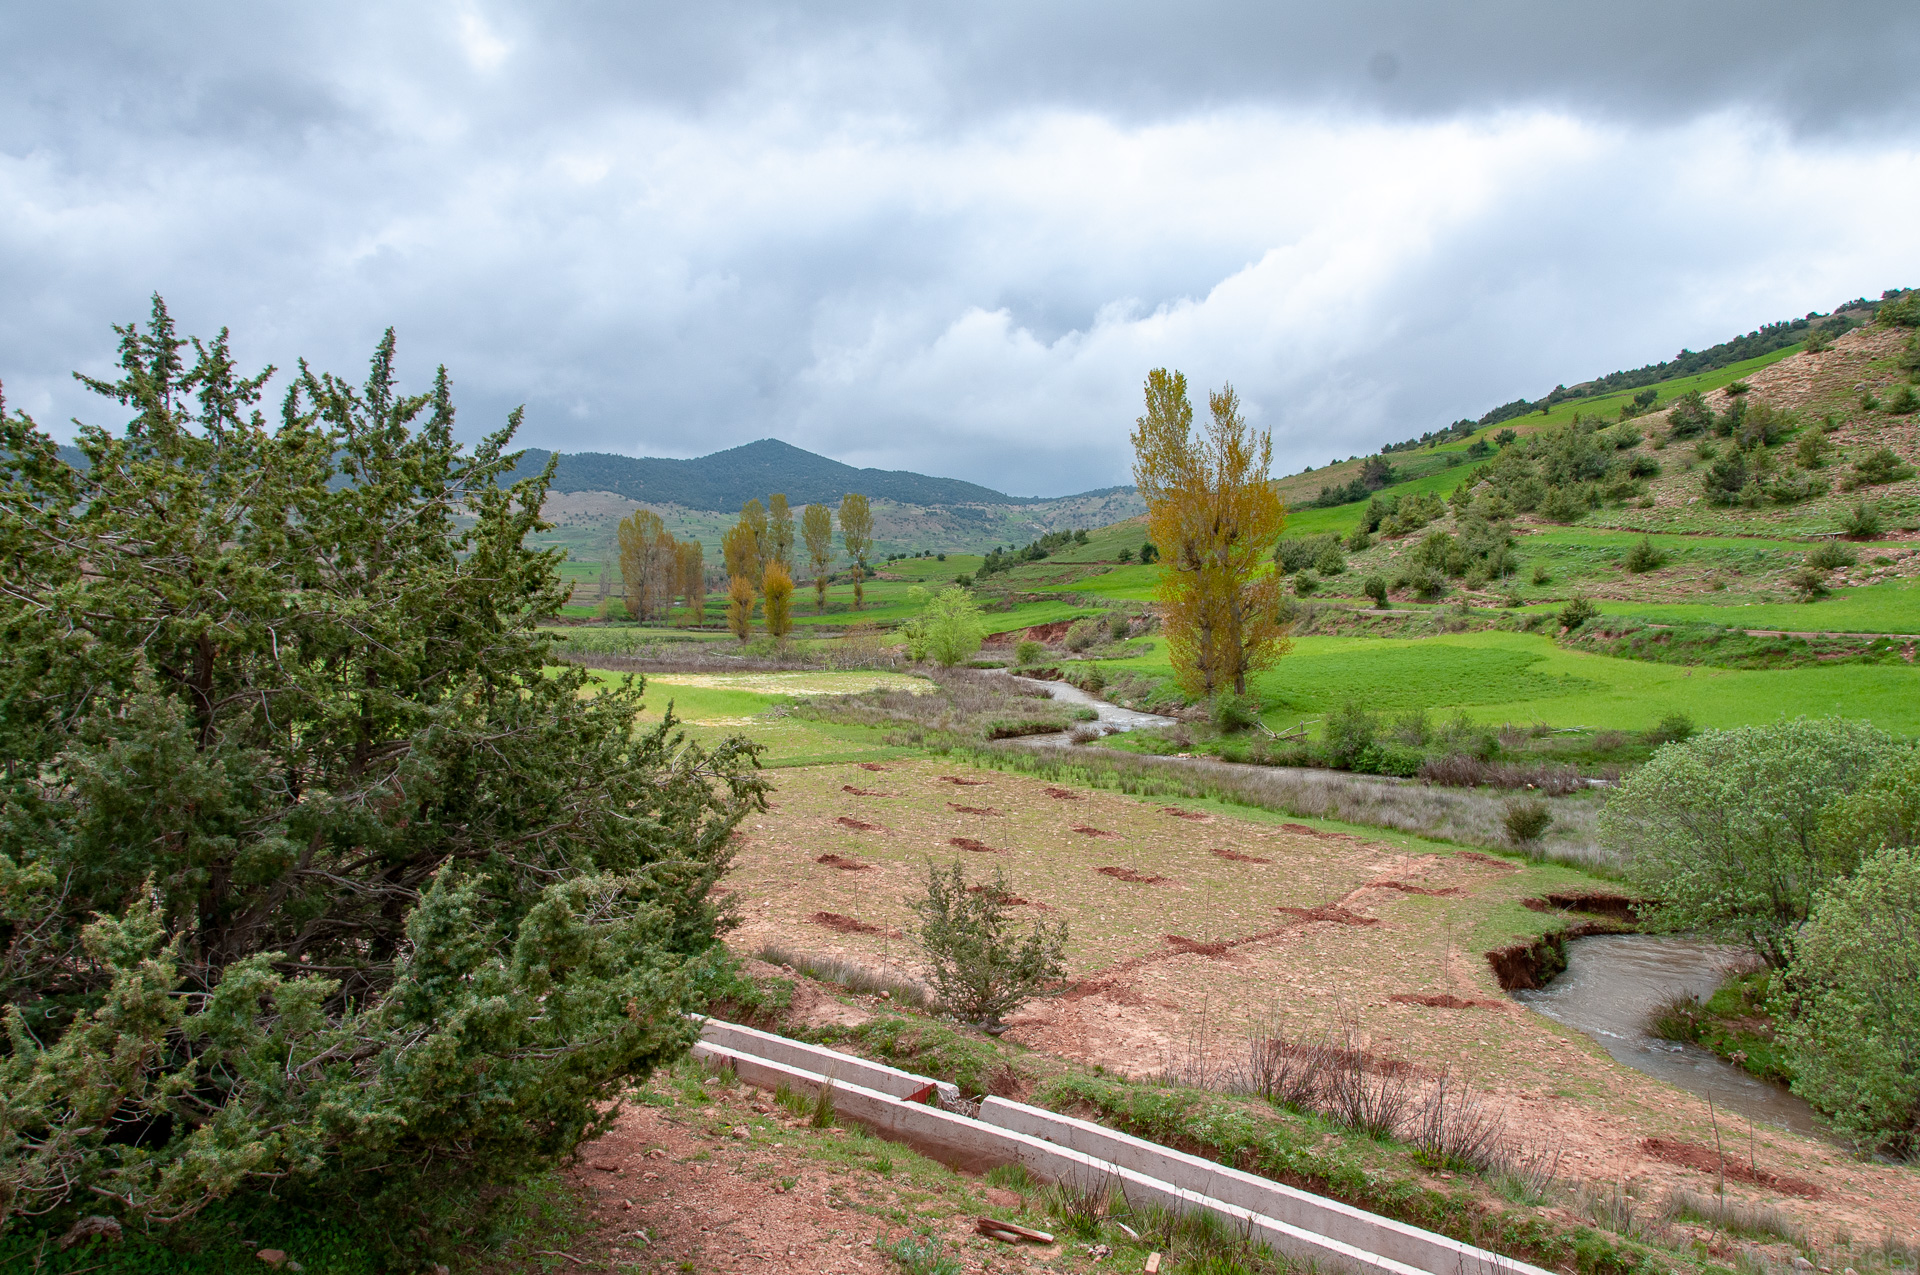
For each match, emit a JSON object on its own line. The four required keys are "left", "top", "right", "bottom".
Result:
{"left": 1099, "top": 631, "right": 1920, "bottom": 733}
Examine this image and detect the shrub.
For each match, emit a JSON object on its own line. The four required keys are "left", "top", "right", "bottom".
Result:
{"left": 1802, "top": 325, "right": 1834, "bottom": 353}
{"left": 1530, "top": 562, "right": 1551, "bottom": 586}
{"left": 1210, "top": 693, "right": 1259, "bottom": 733}
{"left": 1537, "top": 486, "right": 1588, "bottom": 523}
{"left": 1558, "top": 596, "right": 1598, "bottom": 630}
{"left": 1627, "top": 454, "right": 1660, "bottom": 478}
{"left": 1314, "top": 543, "right": 1346, "bottom": 575}
{"left": 1666, "top": 390, "right": 1711, "bottom": 438}
{"left": 1789, "top": 566, "right": 1830, "bottom": 601}
{"left": 1624, "top": 537, "right": 1667, "bottom": 574}
{"left": 1846, "top": 446, "right": 1916, "bottom": 489}
{"left": 1885, "top": 385, "right": 1919, "bottom": 415}
{"left": 1138, "top": 542, "right": 1159, "bottom": 564}
{"left": 1405, "top": 567, "right": 1445, "bottom": 600}
{"left": 1353, "top": 742, "right": 1425, "bottom": 777}
{"left": 1344, "top": 526, "right": 1372, "bottom": 552}
{"left": 1502, "top": 799, "right": 1553, "bottom": 847}
{"left": 909, "top": 862, "right": 1067, "bottom": 1028}
{"left": 1106, "top": 611, "right": 1132, "bottom": 640}
{"left": 1293, "top": 571, "right": 1319, "bottom": 596}
{"left": 0, "top": 305, "right": 766, "bottom": 1248}
{"left": 1116, "top": 547, "right": 1133, "bottom": 562}
{"left": 1840, "top": 500, "right": 1885, "bottom": 540}
{"left": 1362, "top": 574, "right": 1389, "bottom": 608}
{"left": 1795, "top": 432, "right": 1829, "bottom": 468}
{"left": 1643, "top": 712, "right": 1694, "bottom": 746}
{"left": 1805, "top": 541, "right": 1858, "bottom": 571}
{"left": 1781, "top": 846, "right": 1920, "bottom": 1155}
{"left": 762, "top": 561, "right": 795, "bottom": 638}
{"left": 1597, "top": 718, "right": 1897, "bottom": 967}
{"left": 1320, "top": 699, "right": 1378, "bottom": 769}
{"left": 1014, "top": 639, "right": 1046, "bottom": 666}
{"left": 1062, "top": 617, "right": 1103, "bottom": 652}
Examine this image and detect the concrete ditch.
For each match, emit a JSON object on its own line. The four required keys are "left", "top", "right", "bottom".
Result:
{"left": 691, "top": 1017, "right": 1551, "bottom": 1275}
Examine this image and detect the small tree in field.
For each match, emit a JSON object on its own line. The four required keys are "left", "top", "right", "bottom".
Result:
{"left": 910, "top": 862, "right": 1067, "bottom": 1029}
{"left": 727, "top": 573, "right": 756, "bottom": 641}
{"left": 762, "top": 561, "right": 794, "bottom": 639}
{"left": 840, "top": 492, "right": 873, "bottom": 609}
{"left": 676, "top": 538, "right": 705, "bottom": 625}
{"left": 802, "top": 501, "right": 834, "bottom": 611}
{"left": 902, "top": 585, "right": 987, "bottom": 667}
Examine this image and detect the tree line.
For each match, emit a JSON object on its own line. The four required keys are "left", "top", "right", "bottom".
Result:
{"left": 612, "top": 491, "right": 874, "bottom": 637}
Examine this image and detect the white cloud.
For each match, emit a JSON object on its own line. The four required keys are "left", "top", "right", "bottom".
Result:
{"left": 3, "top": 7, "right": 1919, "bottom": 497}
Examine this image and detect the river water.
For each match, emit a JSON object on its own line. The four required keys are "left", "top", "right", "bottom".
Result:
{"left": 1512, "top": 935, "right": 1825, "bottom": 1137}
{"left": 1007, "top": 674, "right": 1179, "bottom": 737}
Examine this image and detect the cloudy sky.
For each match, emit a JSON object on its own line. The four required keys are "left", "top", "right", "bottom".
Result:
{"left": 5, "top": 3, "right": 1919, "bottom": 497}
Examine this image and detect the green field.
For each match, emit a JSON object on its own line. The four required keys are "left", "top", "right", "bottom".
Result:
{"left": 1102, "top": 629, "right": 1920, "bottom": 734}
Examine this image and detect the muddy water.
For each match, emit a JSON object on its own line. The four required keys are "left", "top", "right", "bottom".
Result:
{"left": 1513, "top": 935, "right": 1825, "bottom": 1137}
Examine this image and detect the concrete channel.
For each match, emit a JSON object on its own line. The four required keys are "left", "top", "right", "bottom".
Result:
{"left": 692, "top": 1017, "right": 1550, "bottom": 1275}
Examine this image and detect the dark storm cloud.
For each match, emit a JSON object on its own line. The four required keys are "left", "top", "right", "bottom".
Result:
{"left": 3, "top": 3, "right": 1919, "bottom": 496}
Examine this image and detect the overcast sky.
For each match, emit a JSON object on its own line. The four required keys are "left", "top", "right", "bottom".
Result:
{"left": 5, "top": 3, "right": 1919, "bottom": 497}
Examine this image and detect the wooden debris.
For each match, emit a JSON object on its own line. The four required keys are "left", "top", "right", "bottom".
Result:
{"left": 975, "top": 1217, "right": 1054, "bottom": 1244}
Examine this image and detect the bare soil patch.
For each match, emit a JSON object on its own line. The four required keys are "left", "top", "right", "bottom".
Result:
{"left": 947, "top": 837, "right": 1002, "bottom": 854}
{"left": 947, "top": 803, "right": 1002, "bottom": 815}
{"left": 1457, "top": 851, "right": 1520, "bottom": 870}
{"left": 1282, "top": 822, "right": 1362, "bottom": 841}
{"left": 817, "top": 854, "right": 873, "bottom": 871}
{"left": 1638, "top": 1137, "right": 1824, "bottom": 1199}
{"left": 811, "top": 912, "right": 899, "bottom": 937}
{"left": 857, "top": 763, "right": 890, "bottom": 771}
{"left": 1366, "top": 880, "right": 1465, "bottom": 897}
{"left": 1043, "top": 786, "right": 1085, "bottom": 800}
{"left": 842, "top": 785, "right": 891, "bottom": 796}
{"left": 836, "top": 816, "right": 884, "bottom": 832}
{"left": 1275, "top": 903, "right": 1379, "bottom": 926}
{"left": 1097, "top": 866, "right": 1170, "bottom": 884}
{"left": 1160, "top": 806, "right": 1211, "bottom": 821}
{"left": 1389, "top": 993, "right": 1505, "bottom": 1010}
{"left": 939, "top": 775, "right": 990, "bottom": 786}
{"left": 1070, "top": 825, "right": 1115, "bottom": 837}
{"left": 1210, "top": 847, "right": 1273, "bottom": 864}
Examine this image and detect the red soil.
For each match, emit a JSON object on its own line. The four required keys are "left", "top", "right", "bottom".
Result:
{"left": 1070, "top": 825, "right": 1116, "bottom": 838}
{"left": 1042, "top": 787, "right": 1085, "bottom": 800}
{"left": 841, "top": 785, "right": 891, "bottom": 797}
{"left": 939, "top": 776, "right": 990, "bottom": 786}
{"left": 809, "top": 911, "right": 900, "bottom": 937}
{"left": 1389, "top": 993, "right": 1504, "bottom": 1009}
{"left": 1275, "top": 903, "right": 1378, "bottom": 926}
{"left": 1638, "top": 1138, "right": 1823, "bottom": 1199}
{"left": 835, "top": 816, "right": 884, "bottom": 832}
{"left": 1097, "top": 866, "right": 1170, "bottom": 884}
{"left": 947, "top": 804, "right": 1003, "bottom": 816}
{"left": 815, "top": 854, "right": 872, "bottom": 871}
{"left": 1457, "top": 851, "right": 1520, "bottom": 870}
{"left": 1210, "top": 848, "right": 1273, "bottom": 864}
{"left": 1367, "top": 880, "right": 1465, "bottom": 897}
{"left": 1160, "top": 807, "right": 1211, "bottom": 821}
{"left": 948, "top": 837, "right": 1002, "bottom": 853}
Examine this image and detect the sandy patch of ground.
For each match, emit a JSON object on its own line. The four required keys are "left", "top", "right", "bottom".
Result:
{"left": 721, "top": 757, "right": 1920, "bottom": 1246}
{"left": 648, "top": 671, "right": 936, "bottom": 696}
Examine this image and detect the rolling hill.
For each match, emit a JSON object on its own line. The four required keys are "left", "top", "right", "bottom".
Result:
{"left": 503, "top": 437, "right": 1129, "bottom": 510}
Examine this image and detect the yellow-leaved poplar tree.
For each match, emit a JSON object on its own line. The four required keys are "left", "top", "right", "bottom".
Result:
{"left": 801, "top": 502, "right": 834, "bottom": 612}
{"left": 762, "top": 562, "right": 795, "bottom": 638}
{"left": 616, "top": 508, "right": 677, "bottom": 622}
{"left": 1131, "top": 369, "right": 1288, "bottom": 699}
{"left": 676, "top": 539, "right": 705, "bottom": 626}
{"left": 726, "top": 573, "right": 756, "bottom": 642}
{"left": 767, "top": 493, "right": 795, "bottom": 571}
{"left": 839, "top": 492, "right": 872, "bottom": 610}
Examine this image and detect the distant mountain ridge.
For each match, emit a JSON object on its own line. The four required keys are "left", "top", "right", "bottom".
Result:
{"left": 503, "top": 438, "right": 1129, "bottom": 511}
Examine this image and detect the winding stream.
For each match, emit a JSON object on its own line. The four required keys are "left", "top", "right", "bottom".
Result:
{"left": 1513, "top": 935, "right": 1825, "bottom": 1137}
{"left": 1008, "top": 673, "right": 1179, "bottom": 737}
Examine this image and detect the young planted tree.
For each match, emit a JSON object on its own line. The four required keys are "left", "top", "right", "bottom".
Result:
{"left": 676, "top": 538, "right": 706, "bottom": 626}
{"left": 839, "top": 492, "right": 873, "bottom": 609}
{"left": 726, "top": 573, "right": 756, "bottom": 641}
{"left": 0, "top": 302, "right": 768, "bottom": 1249}
{"left": 767, "top": 492, "right": 795, "bottom": 571}
{"left": 801, "top": 501, "right": 835, "bottom": 611}
{"left": 910, "top": 862, "right": 1067, "bottom": 1029}
{"left": 1130, "top": 370, "right": 1288, "bottom": 698}
{"left": 762, "top": 562, "right": 795, "bottom": 639}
